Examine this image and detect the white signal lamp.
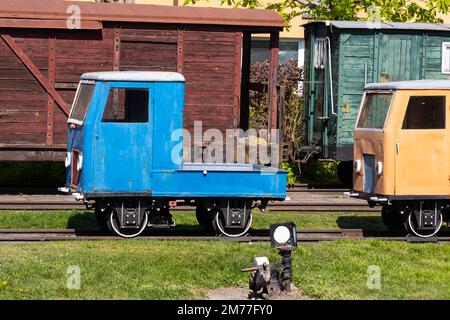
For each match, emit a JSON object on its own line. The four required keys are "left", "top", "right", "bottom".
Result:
{"left": 270, "top": 222, "right": 297, "bottom": 250}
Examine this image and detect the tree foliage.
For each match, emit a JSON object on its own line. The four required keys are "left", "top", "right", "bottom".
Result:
{"left": 184, "top": 0, "right": 450, "bottom": 23}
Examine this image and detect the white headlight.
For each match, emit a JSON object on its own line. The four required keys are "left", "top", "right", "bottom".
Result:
{"left": 376, "top": 161, "right": 383, "bottom": 176}
{"left": 354, "top": 160, "right": 362, "bottom": 173}
{"left": 273, "top": 226, "right": 290, "bottom": 244}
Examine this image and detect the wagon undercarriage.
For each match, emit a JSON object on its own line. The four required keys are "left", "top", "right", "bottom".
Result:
{"left": 381, "top": 200, "right": 450, "bottom": 238}
{"left": 93, "top": 197, "right": 261, "bottom": 238}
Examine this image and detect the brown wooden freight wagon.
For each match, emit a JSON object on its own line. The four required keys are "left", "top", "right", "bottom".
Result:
{"left": 0, "top": 0, "right": 284, "bottom": 161}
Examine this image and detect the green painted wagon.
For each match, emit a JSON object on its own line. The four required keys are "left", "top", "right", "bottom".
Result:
{"left": 303, "top": 21, "right": 450, "bottom": 183}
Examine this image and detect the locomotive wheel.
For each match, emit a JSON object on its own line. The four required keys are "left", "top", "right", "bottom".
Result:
{"left": 214, "top": 210, "right": 252, "bottom": 238}
{"left": 381, "top": 206, "right": 407, "bottom": 235}
{"left": 106, "top": 209, "right": 148, "bottom": 238}
{"left": 406, "top": 211, "right": 443, "bottom": 238}
{"left": 195, "top": 205, "right": 217, "bottom": 232}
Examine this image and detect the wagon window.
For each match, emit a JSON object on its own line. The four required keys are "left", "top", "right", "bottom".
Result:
{"left": 357, "top": 93, "right": 392, "bottom": 129}
{"left": 442, "top": 42, "right": 450, "bottom": 74}
{"left": 402, "top": 96, "right": 445, "bottom": 130}
{"left": 102, "top": 88, "right": 149, "bottom": 123}
{"left": 69, "top": 83, "right": 95, "bottom": 124}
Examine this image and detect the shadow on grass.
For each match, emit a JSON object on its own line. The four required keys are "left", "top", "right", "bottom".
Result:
{"left": 66, "top": 211, "right": 203, "bottom": 231}
{"left": 336, "top": 215, "right": 387, "bottom": 231}
{"left": 67, "top": 211, "right": 393, "bottom": 234}
{"left": 67, "top": 211, "right": 99, "bottom": 229}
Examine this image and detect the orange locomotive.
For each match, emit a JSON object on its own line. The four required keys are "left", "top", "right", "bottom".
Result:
{"left": 349, "top": 80, "right": 450, "bottom": 237}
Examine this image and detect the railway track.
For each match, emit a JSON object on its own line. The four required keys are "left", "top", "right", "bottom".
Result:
{"left": 0, "top": 201, "right": 378, "bottom": 212}
{"left": 0, "top": 228, "right": 447, "bottom": 243}
{"left": 0, "top": 228, "right": 361, "bottom": 242}
{"left": 0, "top": 185, "right": 379, "bottom": 212}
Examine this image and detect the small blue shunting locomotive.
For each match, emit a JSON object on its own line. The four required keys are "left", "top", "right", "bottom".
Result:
{"left": 62, "top": 71, "right": 287, "bottom": 238}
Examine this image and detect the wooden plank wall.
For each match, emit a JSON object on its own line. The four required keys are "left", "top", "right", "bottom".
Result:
{"left": 425, "top": 33, "right": 450, "bottom": 80}
{"left": 54, "top": 28, "right": 113, "bottom": 144}
{"left": 0, "top": 30, "right": 49, "bottom": 145}
{"left": 0, "top": 24, "right": 242, "bottom": 160}
{"left": 337, "top": 32, "right": 374, "bottom": 149}
{"left": 120, "top": 27, "right": 178, "bottom": 72}
{"left": 182, "top": 30, "right": 238, "bottom": 133}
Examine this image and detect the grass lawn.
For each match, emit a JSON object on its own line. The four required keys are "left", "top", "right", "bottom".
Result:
{"left": 0, "top": 210, "right": 450, "bottom": 300}
{"left": 1, "top": 240, "right": 450, "bottom": 299}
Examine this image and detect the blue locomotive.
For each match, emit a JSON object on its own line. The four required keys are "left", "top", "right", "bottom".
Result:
{"left": 63, "top": 71, "right": 287, "bottom": 238}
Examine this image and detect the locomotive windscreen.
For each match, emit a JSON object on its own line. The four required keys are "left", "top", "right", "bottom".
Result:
{"left": 68, "top": 82, "right": 95, "bottom": 125}
{"left": 357, "top": 92, "right": 393, "bottom": 129}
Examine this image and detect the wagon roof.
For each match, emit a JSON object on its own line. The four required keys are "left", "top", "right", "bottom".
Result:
{"left": 81, "top": 71, "right": 185, "bottom": 82}
{"left": 303, "top": 20, "right": 450, "bottom": 31}
{"left": 365, "top": 80, "right": 450, "bottom": 90}
{"left": 0, "top": 0, "right": 285, "bottom": 29}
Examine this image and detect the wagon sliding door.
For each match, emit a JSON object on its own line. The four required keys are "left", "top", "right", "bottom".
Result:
{"left": 180, "top": 30, "right": 242, "bottom": 161}
{"left": 119, "top": 27, "right": 178, "bottom": 73}
{"left": 377, "top": 34, "right": 422, "bottom": 82}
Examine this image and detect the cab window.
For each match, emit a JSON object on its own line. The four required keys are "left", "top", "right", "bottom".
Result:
{"left": 402, "top": 96, "right": 445, "bottom": 129}
{"left": 102, "top": 88, "right": 149, "bottom": 123}
{"left": 357, "top": 93, "right": 393, "bottom": 129}
{"left": 68, "top": 82, "right": 95, "bottom": 124}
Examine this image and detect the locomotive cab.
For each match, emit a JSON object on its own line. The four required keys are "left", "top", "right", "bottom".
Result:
{"left": 351, "top": 80, "right": 450, "bottom": 237}
{"left": 63, "top": 71, "right": 287, "bottom": 238}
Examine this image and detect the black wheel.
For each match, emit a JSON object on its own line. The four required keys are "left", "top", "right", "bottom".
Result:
{"left": 337, "top": 161, "right": 353, "bottom": 188}
{"left": 406, "top": 210, "right": 443, "bottom": 238}
{"left": 94, "top": 207, "right": 109, "bottom": 230}
{"left": 106, "top": 209, "right": 148, "bottom": 238}
{"left": 381, "top": 205, "right": 407, "bottom": 235}
{"left": 214, "top": 209, "right": 252, "bottom": 238}
{"left": 195, "top": 205, "right": 217, "bottom": 231}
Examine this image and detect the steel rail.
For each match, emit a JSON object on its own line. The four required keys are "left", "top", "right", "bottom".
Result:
{"left": 0, "top": 228, "right": 447, "bottom": 243}
{"left": 0, "top": 202, "right": 378, "bottom": 212}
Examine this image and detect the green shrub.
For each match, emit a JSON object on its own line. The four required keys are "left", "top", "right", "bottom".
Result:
{"left": 282, "top": 162, "right": 301, "bottom": 185}
{"left": 282, "top": 160, "right": 341, "bottom": 186}
{"left": 300, "top": 160, "right": 340, "bottom": 185}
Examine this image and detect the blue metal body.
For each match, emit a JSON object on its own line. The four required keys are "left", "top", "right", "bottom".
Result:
{"left": 66, "top": 78, "right": 287, "bottom": 200}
